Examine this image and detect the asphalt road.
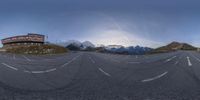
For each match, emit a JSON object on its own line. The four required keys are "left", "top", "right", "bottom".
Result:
{"left": 0, "top": 51, "right": 200, "bottom": 100}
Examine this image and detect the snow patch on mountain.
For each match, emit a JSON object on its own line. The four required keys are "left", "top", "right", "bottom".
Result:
{"left": 82, "top": 41, "right": 95, "bottom": 48}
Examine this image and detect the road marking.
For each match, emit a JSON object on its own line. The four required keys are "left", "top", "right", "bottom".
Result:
{"left": 127, "top": 61, "right": 140, "bottom": 64}
{"left": 174, "top": 61, "right": 179, "bottom": 65}
{"left": 22, "top": 55, "right": 31, "bottom": 61}
{"left": 1, "top": 63, "right": 18, "bottom": 70}
{"left": 31, "top": 71, "right": 46, "bottom": 74}
{"left": 61, "top": 55, "right": 81, "bottom": 67}
{"left": 191, "top": 54, "right": 200, "bottom": 62}
{"left": 98, "top": 68, "right": 111, "bottom": 77}
{"left": 24, "top": 68, "right": 57, "bottom": 74}
{"left": 88, "top": 56, "right": 95, "bottom": 63}
{"left": 165, "top": 56, "right": 177, "bottom": 62}
{"left": 45, "top": 68, "right": 57, "bottom": 72}
{"left": 141, "top": 71, "right": 168, "bottom": 82}
{"left": 187, "top": 56, "right": 192, "bottom": 66}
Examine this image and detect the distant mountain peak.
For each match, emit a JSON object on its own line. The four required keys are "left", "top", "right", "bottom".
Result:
{"left": 82, "top": 41, "right": 95, "bottom": 48}
{"left": 58, "top": 40, "right": 95, "bottom": 50}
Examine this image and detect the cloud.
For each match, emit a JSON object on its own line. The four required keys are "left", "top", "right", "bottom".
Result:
{"left": 83, "top": 29, "right": 163, "bottom": 48}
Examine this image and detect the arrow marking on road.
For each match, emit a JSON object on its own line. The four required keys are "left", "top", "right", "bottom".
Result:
{"left": 187, "top": 56, "right": 192, "bottom": 66}
{"left": 141, "top": 71, "right": 168, "bottom": 82}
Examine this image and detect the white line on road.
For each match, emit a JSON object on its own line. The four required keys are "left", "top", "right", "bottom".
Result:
{"left": 98, "top": 68, "right": 111, "bottom": 77}
{"left": 61, "top": 55, "right": 81, "bottom": 67}
{"left": 31, "top": 71, "right": 46, "bottom": 74}
{"left": 24, "top": 54, "right": 82, "bottom": 74}
{"left": 190, "top": 54, "right": 200, "bottom": 62}
{"left": 187, "top": 56, "right": 192, "bottom": 66}
{"left": 1, "top": 63, "right": 18, "bottom": 70}
{"left": 88, "top": 56, "right": 95, "bottom": 63}
{"left": 45, "top": 68, "right": 57, "bottom": 72}
{"left": 141, "top": 71, "right": 168, "bottom": 82}
{"left": 22, "top": 55, "right": 31, "bottom": 61}
{"left": 174, "top": 61, "right": 179, "bottom": 65}
{"left": 24, "top": 68, "right": 57, "bottom": 74}
{"left": 165, "top": 56, "right": 177, "bottom": 62}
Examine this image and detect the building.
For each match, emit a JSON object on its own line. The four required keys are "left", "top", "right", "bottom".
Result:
{"left": 1, "top": 33, "right": 45, "bottom": 48}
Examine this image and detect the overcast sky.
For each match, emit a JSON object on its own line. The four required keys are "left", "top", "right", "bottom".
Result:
{"left": 1, "top": 0, "right": 200, "bottom": 48}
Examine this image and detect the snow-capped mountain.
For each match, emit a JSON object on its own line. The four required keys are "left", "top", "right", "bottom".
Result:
{"left": 57, "top": 40, "right": 152, "bottom": 54}
{"left": 82, "top": 41, "right": 95, "bottom": 49}
{"left": 104, "top": 45, "right": 152, "bottom": 55}
{"left": 58, "top": 40, "right": 95, "bottom": 50}
{"left": 105, "top": 45, "right": 124, "bottom": 50}
{"left": 126, "top": 46, "right": 152, "bottom": 54}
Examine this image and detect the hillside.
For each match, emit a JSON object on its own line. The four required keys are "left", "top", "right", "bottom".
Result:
{"left": 6, "top": 44, "right": 68, "bottom": 55}
{"left": 152, "top": 42, "right": 197, "bottom": 53}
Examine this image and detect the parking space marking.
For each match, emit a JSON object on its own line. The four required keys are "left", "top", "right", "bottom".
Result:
{"left": 1, "top": 63, "right": 18, "bottom": 71}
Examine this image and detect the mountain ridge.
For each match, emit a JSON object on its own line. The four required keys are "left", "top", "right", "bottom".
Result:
{"left": 57, "top": 40, "right": 153, "bottom": 54}
{"left": 152, "top": 41, "right": 197, "bottom": 53}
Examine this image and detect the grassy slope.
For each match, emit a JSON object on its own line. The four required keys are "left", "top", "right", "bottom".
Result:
{"left": 150, "top": 42, "right": 197, "bottom": 54}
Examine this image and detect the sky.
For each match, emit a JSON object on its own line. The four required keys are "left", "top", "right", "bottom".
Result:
{"left": 1, "top": 0, "right": 200, "bottom": 48}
